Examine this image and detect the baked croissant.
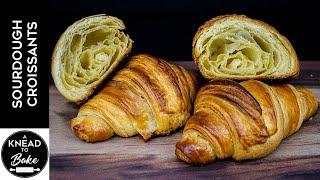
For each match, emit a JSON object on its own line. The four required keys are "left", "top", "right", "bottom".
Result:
{"left": 192, "top": 15, "right": 299, "bottom": 80}
{"left": 51, "top": 14, "right": 133, "bottom": 104}
{"left": 176, "top": 80, "right": 318, "bottom": 165}
{"left": 71, "top": 54, "right": 197, "bottom": 142}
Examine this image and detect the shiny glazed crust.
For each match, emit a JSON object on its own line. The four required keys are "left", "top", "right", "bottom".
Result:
{"left": 176, "top": 80, "right": 318, "bottom": 165}
{"left": 51, "top": 14, "right": 133, "bottom": 104}
{"left": 71, "top": 54, "right": 197, "bottom": 142}
{"left": 192, "top": 15, "right": 300, "bottom": 80}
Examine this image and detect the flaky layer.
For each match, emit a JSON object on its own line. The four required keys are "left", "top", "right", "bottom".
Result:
{"left": 193, "top": 15, "right": 299, "bottom": 80}
{"left": 52, "top": 14, "right": 133, "bottom": 103}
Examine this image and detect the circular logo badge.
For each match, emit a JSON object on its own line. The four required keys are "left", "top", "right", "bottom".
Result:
{"left": 1, "top": 130, "right": 48, "bottom": 178}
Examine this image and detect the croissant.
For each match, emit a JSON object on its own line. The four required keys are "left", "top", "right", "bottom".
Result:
{"left": 192, "top": 15, "right": 299, "bottom": 80}
{"left": 176, "top": 80, "right": 318, "bottom": 165}
{"left": 51, "top": 14, "right": 133, "bottom": 104}
{"left": 71, "top": 54, "right": 197, "bottom": 142}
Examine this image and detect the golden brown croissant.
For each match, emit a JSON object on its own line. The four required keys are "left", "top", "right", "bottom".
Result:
{"left": 71, "top": 54, "right": 197, "bottom": 142}
{"left": 176, "top": 80, "right": 318, "bottom": 165}
{"left": 192, "top": 15, "right": 299, "bottom": 80}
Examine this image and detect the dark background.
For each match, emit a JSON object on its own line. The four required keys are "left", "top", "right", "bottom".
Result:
{"left": 4, "top": 0, "right": 320, "bottom": 128}
{"left": 46, "top": 0, "right": 320, "bottom": 61}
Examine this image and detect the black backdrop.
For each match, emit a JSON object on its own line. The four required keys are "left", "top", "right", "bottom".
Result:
{"left": 3, "top": 0, "right": 320, "bottom": 128}
{"left": 47, "top": 0, "right": 320, "bottom": 61}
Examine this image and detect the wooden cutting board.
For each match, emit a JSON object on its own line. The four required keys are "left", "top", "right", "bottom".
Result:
{"left": 50, "top": 61, "right": 320, "bottom": 179}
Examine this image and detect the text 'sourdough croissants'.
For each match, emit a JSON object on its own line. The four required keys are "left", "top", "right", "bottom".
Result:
{"left": 176, "top": 80, "right": 318, "bottom": 165}
{"left": 192, "top": 15, "right": 299, "bottom": 80}
{"left": 51, "top": 14, "right": 133, "bottom": 104}
{"left": 71, "top": 54, "right": 197, "bottom": 142}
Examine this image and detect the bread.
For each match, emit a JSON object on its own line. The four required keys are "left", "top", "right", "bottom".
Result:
{"left": 51, "top": 14, "right": 133, "bottom": 104}
{"left": 192, "top": 15, "right": 299, "bottom": 80}
{"left": 71, "top": 54, "right": 197, "bottom": 142}
{"left": 176, "top": 80, "right": 318, "bottom": 165}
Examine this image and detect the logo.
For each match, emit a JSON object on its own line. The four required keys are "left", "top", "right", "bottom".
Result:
{"left": 1, "top": 130, "right": 48, "bottom": 178}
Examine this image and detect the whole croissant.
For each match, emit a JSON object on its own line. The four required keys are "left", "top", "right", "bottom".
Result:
{"left": 71, "top": 54, "right": 197, "bottom": 142}
{"left": 176, "top": 80, "right": 318, "bottom": 165}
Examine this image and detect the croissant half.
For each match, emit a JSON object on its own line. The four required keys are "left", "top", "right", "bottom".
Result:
{"left": 71, "top": 54, "right": 197, "bottom": 142}
{"left": 52, "top": 14, "right": 133, "bottom": 104}
{"left": 176, "top": 80, "right": 318, "bottom": 165}
{"left": 192, "top": 15, "right": 299, "bottom": 80}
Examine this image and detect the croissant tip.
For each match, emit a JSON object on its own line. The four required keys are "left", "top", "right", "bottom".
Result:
{"left": 72, "top": 124, "right": 80, "bottom": 131}
{"left": 176, "top": 137, "right": 216, "bottom": 165}
{"left": 72, "top": 124, "right": 91, "bottom": 142}
{"left": 140, "top": 134, "right": 151, "bottom": 142}
{"left": 175, "top": 143, "right": 193, "bottom": 164}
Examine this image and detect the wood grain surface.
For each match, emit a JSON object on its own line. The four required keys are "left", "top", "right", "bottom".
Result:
{"left": 50, "top": 61, "right": 320, "bottom": 179}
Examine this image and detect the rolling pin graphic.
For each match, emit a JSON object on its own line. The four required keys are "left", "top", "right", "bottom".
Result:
{"left": 9, "top": 167, "right": 40, "bottom": 173}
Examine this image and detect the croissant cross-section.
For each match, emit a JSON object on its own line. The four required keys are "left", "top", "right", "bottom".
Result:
{"left": 51, "top": 14, "right": 133, "bottom": 103}
{"left": 192, "top": 15, "right": 299, "bottom": 80}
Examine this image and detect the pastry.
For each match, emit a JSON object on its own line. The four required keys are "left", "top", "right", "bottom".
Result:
{"left": 71, "top": 54, "right": 197, "bottom": 142}
{"left": 192, "top": 15, "right": 299, "bottom": 80}
{"left": 176, "top": 80, "right": 318, "bottom": 165}
{"left": 51, "top": 14, "right": 133, "bottom": 104}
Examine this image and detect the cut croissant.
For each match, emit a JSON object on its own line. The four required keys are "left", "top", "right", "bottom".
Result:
{"left": 192, "top": 15, "right": 299, "bottom": 80}
{"left": 51, "top": 14, "right": 133, "bottom": 104}
{"left": 71, "top": 54, "right": 197, "bottom": 142}
{"left": 176, "top": 80, "right": 318, "bottom": 165}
